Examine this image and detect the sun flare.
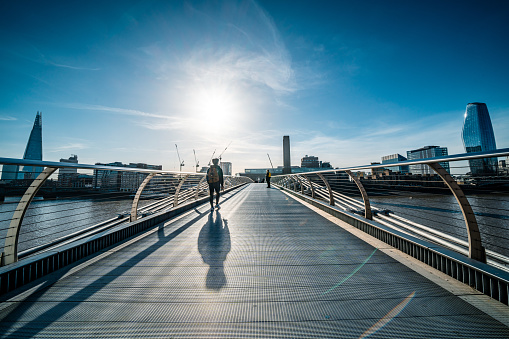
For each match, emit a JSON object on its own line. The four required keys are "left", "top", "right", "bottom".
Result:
{"left": 188, "top": 84, "right": 239, "bottom": 131}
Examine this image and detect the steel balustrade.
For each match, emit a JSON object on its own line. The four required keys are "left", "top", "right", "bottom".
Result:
{"left": 272, "top": 148, "right": 509, "bottom": 305}
{"left": 0, "top": 157, "right": 252, "bottom": 267}
{"left": 273, "top": 147, "right": 509, "bottom": 264}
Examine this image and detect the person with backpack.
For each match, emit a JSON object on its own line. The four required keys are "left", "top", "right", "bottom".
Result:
{"left": 206, "top": 158, "right": 224, "bottom": 211}
{"left": 266, "top": 169, "right": 271, "bottom": 188}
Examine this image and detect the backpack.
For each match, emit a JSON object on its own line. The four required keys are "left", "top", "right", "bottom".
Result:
{"left": 207, "top": 165, "right": 220, "bottom": 184}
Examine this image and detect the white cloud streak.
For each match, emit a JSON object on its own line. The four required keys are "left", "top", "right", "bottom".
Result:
{"left": 0, "top": 116, "right": 17, "bottom": 121}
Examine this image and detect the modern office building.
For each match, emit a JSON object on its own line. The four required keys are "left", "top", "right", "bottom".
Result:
{"left": 301, "top": 155, "right": 320, "bottom": 168}
{"left": 20, "top": 112, "right": 43, "bottom": 180}
{"left": 220, "top": 162, "right": 232, "bottom": 176}
{"left": 93, "top": 162, "right": 162, "bottom": 191}
{"left": 407, "top": 146, "right": 449, "bottom": 175}
{"left": 283, "top": 136, "right": 291, "bottom": 174}
{"left": 300, "top": 155, "right": 332, "bottom": 169}
{"left": 58, "top": 154, "right": 79, "bottom": 187}
{"left": 461, "top": 102, "right": 497, "bottom": 176}
{"left": 381, "top": 154, "right": 409, "bottom": 174}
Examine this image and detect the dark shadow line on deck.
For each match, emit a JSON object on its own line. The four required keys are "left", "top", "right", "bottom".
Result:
{"left": 2, "top": 209, "right": 208, "bottom": 338}
{"left": 0, "top": 188, "right": 250, "bottom": 338}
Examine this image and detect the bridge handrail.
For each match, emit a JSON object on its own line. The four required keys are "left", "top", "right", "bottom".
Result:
{"left": 0, "top": 157, "right": 207, "bottom": 175}
{"left": 0, "top": 158, "right": 252, "bottom": 266}
{"left": 272, "top": 147, "right": 509, "bottom": 176}
{"left": 272, "top": 148, "right": 509, "bottom": 265}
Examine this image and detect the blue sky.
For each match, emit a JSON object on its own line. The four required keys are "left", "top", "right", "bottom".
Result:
{"left": 1, "top": 0, "right": 508, "bottom": 173}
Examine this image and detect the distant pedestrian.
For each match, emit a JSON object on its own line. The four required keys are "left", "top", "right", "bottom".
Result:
{"left": 207, "top": 158, "right": 224, "bottom": 211}
{"left": 266, "top": 169, "right": 271, "bottom": 188}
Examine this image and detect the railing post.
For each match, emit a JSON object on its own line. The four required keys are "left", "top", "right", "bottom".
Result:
{"left": 173, "top": 174, "right": 190, "bottom": 207}
{"left": 317, "top": 173, "right": 335, "bottom": 206}
{"left": 301, "top": 174, "right": 315, "bottom": 198}
{"left": 345, "top": 170, "right": 372, "bottom": 220}
{"left": 2, "top": 167, "right": 57, "bottom": 266}
{"left": 130, "top": 173, "right": 156, "bottom": 222}
{"left": 427, "top": 162, "right": 486, "bottom": 263}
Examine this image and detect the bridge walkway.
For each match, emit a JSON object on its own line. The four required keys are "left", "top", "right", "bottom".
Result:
{"left": 0, "top": 183, "right": 508, "bottom": 338}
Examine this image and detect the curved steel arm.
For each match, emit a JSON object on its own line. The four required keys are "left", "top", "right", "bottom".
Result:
{"left": 174, "top": 174, "right": 190, "bottom": 207}
{"left": 427, "top": 162, "right": 486, "bottom": 262}
{"left": 225, "top": 177, "right": 232, "bottom": 189}
{"left": 301, "top": 174, "right": 315, "bottom": 198}
{"left": 316, "top": 173, "right": 335, "bottom": 206}
{"left": 345, "top": 170, "right": 372, "bottom": 220}
{"left": 195, "top": 176, "right": 207, "bottom": 199}
{"left": 2, "top": 167, "right": 57, "bottom": 266}
{"left": 130, "top": 173, "right": 156, "bottom": 222}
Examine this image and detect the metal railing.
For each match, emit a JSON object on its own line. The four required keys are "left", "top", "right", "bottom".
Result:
{"left": 273, "top": 148, "right": 509, "bottom": 266}
{"left": 272, "top": 148, "right": 509, "bottom": 304}
{"left": 0, "top": 157, "right": 252, "bottom": 267}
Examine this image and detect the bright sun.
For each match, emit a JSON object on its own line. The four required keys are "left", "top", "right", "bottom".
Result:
{"left": 189, "top": 85, "right": 238, "bottom": 131}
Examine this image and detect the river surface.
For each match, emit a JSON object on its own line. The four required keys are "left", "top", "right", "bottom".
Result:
{"left": 1, "top": 191, "right": 508, "bottom": 257}
{"left": 0, "top": 196, "right": 155, "bottom": 253}
{"left": 370, "top": 191, "right": 509, "bottom": 257}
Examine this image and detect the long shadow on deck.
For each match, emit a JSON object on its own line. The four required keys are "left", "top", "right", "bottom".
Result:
{"left": 0, "top": 188, "right": 245, "bottom": 338}
{"left": 198, "top": 211, "right": 231, "bottom": 290}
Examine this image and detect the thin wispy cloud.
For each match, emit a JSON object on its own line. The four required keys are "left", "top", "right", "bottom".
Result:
{"left": 2, "top": 39, "right": 100, "bottom": 72}
{"left": 47, "top": 62, "right": 100, "bottom": 71}
{"left": 47, "top": 142, "right": 90, "bottom": 153}
{"left": 56, "top": 103, "right": 170, "bottom": 119}
{"left": 0, "top": 116, "right": 17, "bottom": 121}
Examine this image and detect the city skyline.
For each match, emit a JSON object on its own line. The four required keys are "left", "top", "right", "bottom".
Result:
{"left": 1, "top": 1, "right": 508, "bottom": 173}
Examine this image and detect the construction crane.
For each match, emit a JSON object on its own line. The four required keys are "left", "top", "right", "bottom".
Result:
{"left": 208, "top": 149, "right": 216, "bottom": 166}
{"left": 175, "top": 144, "right": 184, "bottom": 172}
{"left": 193, "top": 149, "right": 199, "bottom": 172}
{"left": 267, "top": 153, "right": 274, "bottom": 169}
{"left": 218, "top": 141, "right": 232, "bottom": 162}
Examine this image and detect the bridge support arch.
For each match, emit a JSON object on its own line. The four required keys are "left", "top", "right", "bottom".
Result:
{"left": 427, "top": 162, "right": 486, "bottom": 263}
{"left": 317, "top": 173, "right": 335, "bottom": 206}
{"left": 345, "top": 170, "right": 372, "bottom": 220}
{"left": 130, "top": 173, "right": 156, "bottom": 222}
{"left": 2, "top": 167, "right": 57, "bottom": 266}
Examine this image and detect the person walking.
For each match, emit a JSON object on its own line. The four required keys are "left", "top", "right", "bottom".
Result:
{"left": 266, "top": 169, "right": 271, "bottom": 188}
{"left": 207, "top": 158, "right": 224, "bottom": 211}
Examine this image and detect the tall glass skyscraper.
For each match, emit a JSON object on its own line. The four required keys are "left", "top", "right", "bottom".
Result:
{"left": 461, "top": 103, "right": 497, "bottom": 176}
{"left": 20, "top": 112, "right": 43, "bottom": 179}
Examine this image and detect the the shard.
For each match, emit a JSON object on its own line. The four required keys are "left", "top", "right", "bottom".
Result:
{"left": 20, "top": 112, "right": 43, "bottom": 179}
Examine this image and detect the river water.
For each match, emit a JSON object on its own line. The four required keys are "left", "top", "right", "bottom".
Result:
{"left": 1, "top": 191, "right": 508, "bottom": 258}
{"left": 370, "top": 191, "right": 509, "bottom": 257}
{"left": 0, "top": 196, "right": 154, "bottom": 253}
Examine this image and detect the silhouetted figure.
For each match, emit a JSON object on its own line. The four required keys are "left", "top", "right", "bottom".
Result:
{"left": 266, "top": 169, "right": 271, "bottom": 188}
{"left": 206, "top": 158, "right": 224, "bottom": 211}
{"left": 198, "top": 212, "right": 230, "bottom": 289}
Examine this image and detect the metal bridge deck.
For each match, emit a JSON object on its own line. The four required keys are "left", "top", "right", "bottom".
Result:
{"left": 0, "top": 183, "right": 508, "bottom": 338}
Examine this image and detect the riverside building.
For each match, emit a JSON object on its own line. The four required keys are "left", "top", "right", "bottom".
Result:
{"left": 406, "top": 146, "right": 449, "bottom": 175}
{"left": 462, "top": 102, "right": 497, "bottom": 176}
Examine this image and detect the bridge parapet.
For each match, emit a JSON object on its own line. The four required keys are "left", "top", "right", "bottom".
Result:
{"left": 273, "top": 148, "right": 509, "bottom": 304}
{"left": 0, "top": 158, "right": 252, "bottom": 267}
